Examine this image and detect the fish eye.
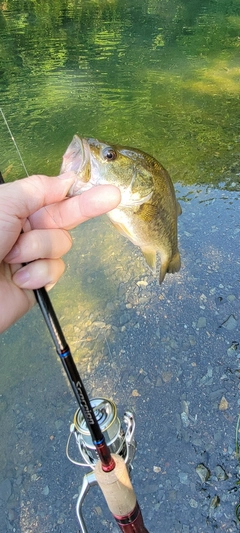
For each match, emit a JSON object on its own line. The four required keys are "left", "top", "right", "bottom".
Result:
{"left": 102, "top": 148, "right": 117, "bottom": 161}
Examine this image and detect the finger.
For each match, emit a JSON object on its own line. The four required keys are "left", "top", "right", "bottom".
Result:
{"left": 0, "top": 172, "right": 76, "bottom": 261}
{"left": 0, "top": 286, "right": 35, "bottom": 334}
{"left": 4, "top": 229, "right": 72, "bottom": 263}
{"left": 12, "top": 258, "right": 66, "bottom": 289}
{"left": 29, "top": 184, "right": 121, "bottom": 230}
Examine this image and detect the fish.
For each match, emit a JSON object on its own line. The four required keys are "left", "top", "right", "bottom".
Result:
{"left": 60, "top": 135, "right": 182, "bottom": 284}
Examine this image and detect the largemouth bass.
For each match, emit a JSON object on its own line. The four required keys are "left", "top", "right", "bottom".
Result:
{"left": 61, "top": 135, "right": 181, "bottom": 284}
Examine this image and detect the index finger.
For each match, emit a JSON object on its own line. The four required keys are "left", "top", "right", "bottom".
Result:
{"left": 29, "top": 185, "right": 121, "bottom": 230}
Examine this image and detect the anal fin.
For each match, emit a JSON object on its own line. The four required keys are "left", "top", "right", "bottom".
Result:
{"left": 159, "top": 250, "right": 181, "bottom": 284}
{"left": 141, "top": 248, "right": 156, "bottom": 272}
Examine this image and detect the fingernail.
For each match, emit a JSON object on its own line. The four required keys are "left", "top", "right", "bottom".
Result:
{"left": 5, "top": 244, "right": 20, "bottom": 261}
{"left": 13, "top": 267, "right": 30, "bottom": 286}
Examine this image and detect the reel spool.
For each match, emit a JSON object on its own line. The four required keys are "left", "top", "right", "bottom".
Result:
{"left": 68, "top": 397, "right": 136, "bottom": 468}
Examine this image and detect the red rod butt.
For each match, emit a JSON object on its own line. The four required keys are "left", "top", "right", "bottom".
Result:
{"left": 114, "top": 501, "right": 150, "bottom": 533}
{"left": 94, "top": 454, "right": 149, "bottom": 532}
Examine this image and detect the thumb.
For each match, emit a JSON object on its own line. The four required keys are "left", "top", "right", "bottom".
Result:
{"left": 0, "top": 172, "right": 76, "bottom": 261}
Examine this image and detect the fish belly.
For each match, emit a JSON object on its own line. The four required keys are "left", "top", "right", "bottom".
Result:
{"left": 107, "top": 209, "right": 141, "bottom": 247}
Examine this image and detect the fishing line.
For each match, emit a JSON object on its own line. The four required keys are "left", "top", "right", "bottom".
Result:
{"left": 0, "top": 107, "right": 29, "bottom": 176}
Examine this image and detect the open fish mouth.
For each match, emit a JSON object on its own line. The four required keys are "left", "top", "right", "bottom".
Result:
{"left": 60, "top": 135, "right": 153, "bottom": 206}
{"left": 60, "top": 135, "right": 94, "bottom": 195}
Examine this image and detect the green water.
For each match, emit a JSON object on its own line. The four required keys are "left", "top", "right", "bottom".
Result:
{"left": 0, "top": 0, "right": 240, "bottom": 188}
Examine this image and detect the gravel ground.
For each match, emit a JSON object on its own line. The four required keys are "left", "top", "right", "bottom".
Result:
{"left": 0, "top": 183, "right": 239, "bottom": 533}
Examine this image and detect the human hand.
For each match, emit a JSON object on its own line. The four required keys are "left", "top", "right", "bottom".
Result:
{"left": 0, "top": 172, "right": 121, "bottom": 333}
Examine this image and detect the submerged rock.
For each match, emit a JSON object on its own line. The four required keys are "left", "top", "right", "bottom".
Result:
{"left": 219, "top": 396, "right": 229, "bottom": 410}
{"left": 221, "top": 314, "right": 237, "bottom": 330}
{"left": 215, "top": 465, "right": 228, "bottom": 481}
{"left": 209, "top": 494, "right": 220, "bottom": 511}
{"left": 196, "top": 463, "right": 211, "bottom": 483}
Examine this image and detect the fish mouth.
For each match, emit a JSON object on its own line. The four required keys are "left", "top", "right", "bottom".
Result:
{"left": 61, "top": 136, "right": 153, "bottom": 207}
{"left": 60, "top": 135, "right": 94, "bottom": 196}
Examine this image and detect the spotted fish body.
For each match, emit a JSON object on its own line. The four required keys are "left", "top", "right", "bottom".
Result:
{"left": 61, "top": 135, "right": 181, "bottom": 284}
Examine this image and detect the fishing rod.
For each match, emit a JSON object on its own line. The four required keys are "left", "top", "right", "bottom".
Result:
{"left": 0, "top": 109, "right": 150, "bottom": 533}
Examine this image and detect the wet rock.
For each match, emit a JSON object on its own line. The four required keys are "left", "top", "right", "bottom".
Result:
{"left": 221, "top": 314, "right": 237, "bottom": 330}
{"left": 196, "top": 463, "right": 211, "bottom": 483}
{"left": 106, "top": 301, "right": 115, "bottom": 311}
{"left": 0, "top": 479, "right": 12, "bottom": 502}
{"left": 181, "top": 412, "right": 190, "bottom": 427}
{"left": 119, "top": 312, "right": 131, "bottom": 326}
{"left": 227, "top": 341, "right": 239, "bottom": 356}
{"left": 42, "top": 485, "right": 49, "bottom": 496}
{"left": 8, "top": 508, "right": 18, "bottom": 522}
{"left": 168, "top": 489, "right": 177, "bottom": 501}
{"left": 118, "top": 283, "right": 127, "bottom": 298}
{"left": 215, "top": 465, "right": 228, "bottom": 481}
{"left": 178, "top": 472, "right": 189, "bottom": 485}
{"left": 189, "top": 498, "right": 198, "bottom": 508}
{"left": 136, "top": 280, "right": 148, "bottom": 287}
{"left": 209, "top": 494, "right": 220, "bottom": 510}
{"left": 227, "top": 294, "right": 236, "bottom": 302}
{"left": 200, "top": 367, "right": 213, "bottom": 386}
{"left": 161, "top": 371, "right": 173, "bottom": 383}
{"left": 188, "top": 335, "right": 196, "bottom": 346}
{"left": 55, "top": 419, "right": 64, "bottom": 430}
{"left": 131, "top": 389, "right": 140, "bottom": 397}
{"left": 156, "top": 375, "right": 163, "bottom": 387}
{"left": 197, "top": 317, "right": 206, "bottom": 328}
{"left": 219, "top": 396, "right": 229, "bottom": 410}
{"left": 209, "top": 389, "right": 225, "bottom": 402}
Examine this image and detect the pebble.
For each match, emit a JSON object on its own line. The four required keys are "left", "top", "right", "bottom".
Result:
{"left": 42, "top": 485, "right": 50, "bottom": 496}
{"left": 227, "top": 294, "right": 236, "bottom": 302}
{"left": 8, "top": 509, "right": 17, "bottom": 522}
{"left": 189, "top": 498, "right": 198, "bottom": 508}
{"left": 209, "top": 494, "right": 220, "bottom": 510}
{"left": 197, "top": 317, "right": 206, "bottom": 328}
{"left": 119, "top": 312, "right": 131, "bottom": 326}
{"left": 131, "top": 389, "right": 140, "bottom": 397}
{"left": 195, "top": 463, "right": 211, "bottom": 483}
{"left": 209, "top": 388, "right": 225, "bottom": 401}
{"left": 227, "top": 341, "right": 239, "bottom": 357}
{"left": 55, "top": 419, "right": 64, "bottom": 430}
{"left": 221, "top": 314, "right": 237, "bottom": 330}
{"left": 215, "top": 465, "right": 228, "bottom": 481}
{"left": 178, "top": 472, "right": 189, "bottom": 485}
{"left": 219, "top": 396, "right": 229, "bottom": 410}
{"left": 161, "top": 371, "right": 173, "bottom": 383}
{"left": 0, "top": 479, "right": 12, "bottom": 502}
{"left": 181, "top": 412, "right": 190, "bottom": 427}
{"left": 156, "top": 376, "right": 163, "bottom": 387}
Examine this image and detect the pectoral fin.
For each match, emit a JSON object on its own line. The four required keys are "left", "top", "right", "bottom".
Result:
{"left": 110, "top": 220, "right": 136, "bottom": 244}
